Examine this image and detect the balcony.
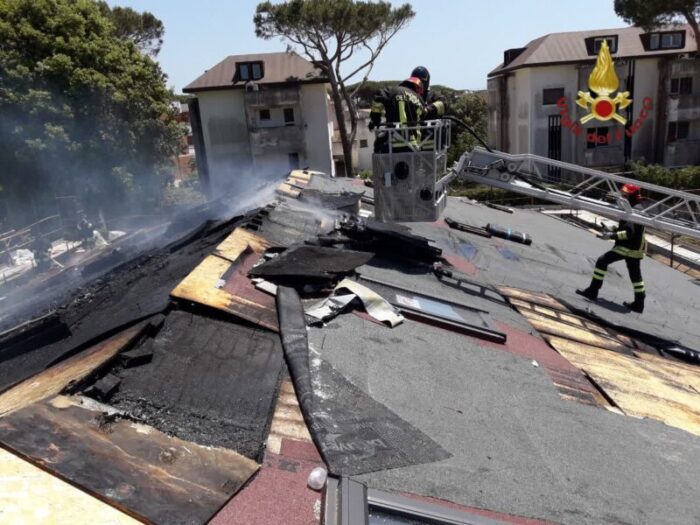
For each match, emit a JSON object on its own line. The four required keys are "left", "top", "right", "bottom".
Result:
{"left": 249, "top": 125, "right": 305, "bottom": 155}
{"left": 245, "top": 87, "right": 300, "bottom": 108}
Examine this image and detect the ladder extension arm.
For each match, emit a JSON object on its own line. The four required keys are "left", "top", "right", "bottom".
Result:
{"left": 452, "top": 147, "right": 700, "bottom": 240}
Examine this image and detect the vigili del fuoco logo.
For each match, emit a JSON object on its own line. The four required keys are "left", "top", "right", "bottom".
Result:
{"left": 556, "top": 40, "right": 653, "bottom": 146}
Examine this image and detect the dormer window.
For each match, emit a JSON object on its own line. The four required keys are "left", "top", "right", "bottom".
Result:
{"left": 647, "top": 31, "right": 684, "bottom": 50}
{"left": 235, "top": 61, "right": 264, "bottom": 82}
{"left": 593, "top": 36, "right": 617, "bottom": 54}
{"left": 585, "top": 35, "right": 618, "bottom": 55}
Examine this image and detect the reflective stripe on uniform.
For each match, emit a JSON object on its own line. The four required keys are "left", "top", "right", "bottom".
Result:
{"left": 616, "top": 230, "right": 628, "bottom": 241}
{"left": 612, "top": 245, "right": 645, "bottom": 259}
{"left": 370, "top": 101, "right": 385, "bottom": 114}
{"left": 432, "top": 100, "right": 445, "bottom": 116}
{"left": 398, "top": 99, "right": 407, "bottom": 125}
{"left": 592, "top": 268, "right": 607, "bottom": 281}
{"left": 632, "top": 281, "right": 645, "bottom": 292}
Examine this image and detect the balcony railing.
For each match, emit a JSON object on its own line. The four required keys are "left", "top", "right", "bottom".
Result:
{"left": 249, "top": 125, "right": 305, "bottom": 155}
{"left": 245, "top": 88, "right": 300, "bottom": 108}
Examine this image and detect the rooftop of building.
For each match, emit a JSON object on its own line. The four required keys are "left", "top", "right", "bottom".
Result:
{"left": 0, "top": 172, "right": 698, "bottom": 524}
{"left": 183, "top": 51, "right": 327, "bottom": 93}
{"left": 489, "top": 24, "right": 698, "bottom": 77}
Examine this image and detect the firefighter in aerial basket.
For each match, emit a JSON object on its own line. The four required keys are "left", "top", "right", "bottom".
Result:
{"left": 576, "top": 183, "right": 646, "bottom": 313}
{"left": 369, "top": 76, "right": 426, "bottom": 153}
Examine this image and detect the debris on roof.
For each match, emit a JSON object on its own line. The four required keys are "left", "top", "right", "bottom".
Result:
{"left": 0, "top": 171, "right": 699, "bottom": 524}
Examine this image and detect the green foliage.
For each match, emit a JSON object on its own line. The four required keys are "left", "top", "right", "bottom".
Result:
{"left": 448, "top": 183, "right": 535, "bottom": 205}
{"left": 254, "top": 0, "right": 414, "bottom": 177}
{"left": 97, "top": 1, "right": 165, "bottom": 56}
{"left": 445, "top": 91, "right": 488, "bottom": 165}
{"left": 631, "top": 161, "right": 700, "bottom": 190}
{"left": 0, "top": 0, "right": 179, "bottom": 221}
{"left": 357, "top": 169, "right": 371, "bottom": 179}
{"left": 614, "top": 0, "right": 700, "bottom": 42}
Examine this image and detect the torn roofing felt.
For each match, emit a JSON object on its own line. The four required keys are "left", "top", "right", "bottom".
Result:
{"left": 0, "top": 215, "right": 251, "bottom": 394}
{"left": 340, "top": 217, "right": 442, "bottom": 263}
{"left": 106, "top": 309, "right": 285, "bottom": 460}
{"left": 276, "top": 286, "right": 450, "bottom": 476}
{"left": 299, "top": 188, "right": 362, "bottom": 214}
{"left": 249, "top": 245, "right": 375, "bottom": 282}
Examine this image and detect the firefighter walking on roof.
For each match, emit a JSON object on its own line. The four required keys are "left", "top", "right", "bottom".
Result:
{"left": 577, "top": 183, "right": 647, "bottom": 313}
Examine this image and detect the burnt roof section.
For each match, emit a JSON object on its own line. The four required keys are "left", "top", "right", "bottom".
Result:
{"left": 489, "top": 25, "right": 697, "bottom": 77}
{"left": 183, "top": 51, "right": 328, "bottom": 93}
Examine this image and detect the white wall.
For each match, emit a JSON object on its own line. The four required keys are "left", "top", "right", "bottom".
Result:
{"left": 197, "top": 90, "right": 252, "bottom": 192}
{"left": 300, "top": 83, "right": 334, "bottom": 176}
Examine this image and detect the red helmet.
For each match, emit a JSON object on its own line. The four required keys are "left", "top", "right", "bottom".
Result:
{"left": 401, "top": 76, "right": 424, "bottom": 97}
{"left": 621, "top": 183, "right": 642, "bottom": 202}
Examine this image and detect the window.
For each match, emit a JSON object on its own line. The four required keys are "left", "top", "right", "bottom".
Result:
{"left": 543, "top": 88, "right": 565, "bottom": 105}
{"left": 587, "top": 127, "right": 609, "bottom": 149}
{"left": 360, "top": 139, "right": 369, "bottom": 148}
{"left": 662, "top": 32, "right": 683, "bottom": 48}
{"left": 283, "top": 107, "right": 295, "bottom": 125}
{"left": 593, "top": 36, "right": 617, "bottom": 54}
{"left": 326, "top": 477, "right": 503, "bottom": 525}
{"left": 238, "top": 64, "right": 250, "bottom": 81}
{"left": 259, "top": 109, "right": 270, "bottom": 121}
{"left": 668, "top": 121, "right": 690, "bottom": 142}
{"left": 236, "top": 61, "right": 264, "bottom": 81}
{"left": 670, "top": 77, "right": 693, "bottom": 95}
{"left": 648, "top": 31, "right": 684, "bottom": 50}
{"left": 288, "top": 152, "right": 300, "bottom": 170}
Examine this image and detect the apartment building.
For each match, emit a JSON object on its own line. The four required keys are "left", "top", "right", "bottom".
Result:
{"left": 184, "top": 52, "right": 334, "bottom": 193}
{"left": 488, "top": 26, "right": 699, "bottom": 168}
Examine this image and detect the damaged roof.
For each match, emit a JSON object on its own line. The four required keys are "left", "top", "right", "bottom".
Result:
{"left": 0, "top": 172, "right": 699, "bottom": 524}
{"left": 183, "top": 51, "right": 327, "bottom": 92}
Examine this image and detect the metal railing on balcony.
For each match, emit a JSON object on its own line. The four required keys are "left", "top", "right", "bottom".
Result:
{"left": 244, "top": 88, "right": 300, "bottom": 108}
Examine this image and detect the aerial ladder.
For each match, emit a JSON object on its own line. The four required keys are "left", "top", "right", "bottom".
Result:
{"left": 371, "top": 119, "right": 700, "bottom": 240}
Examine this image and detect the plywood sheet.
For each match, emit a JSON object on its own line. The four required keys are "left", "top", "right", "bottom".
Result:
{"left": 0, "top": 321, "right": 149, "bottom": 418}
{"left": 520, "top": 309, "right": 631, "bottom": 354}
{"left": 497, "top": 286, "right": 567, "bottom": 311}
{"left": 547, "top": 335, "right": 700, "bottom": 437}
{"left": 0, "top": 447, "right": 139, "bottom": 525}
{"left": 0, "top": 396, "right": 259, "bottom": 525}
{"left": 214, "top": 227, "right": 272, "bottom": 262}
{"left": 171, "top": 254, "right": 279, "bottom": 332}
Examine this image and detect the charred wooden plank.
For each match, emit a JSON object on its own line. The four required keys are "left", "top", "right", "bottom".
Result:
{"left": 0, "top": 396, "right": 259, "bottom": 525}
{"left": 0, "top": 320, "right": 150, "bottom": 417}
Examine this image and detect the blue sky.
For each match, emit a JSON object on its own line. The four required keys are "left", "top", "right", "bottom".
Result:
{"left": 107, "top": 0, "right": 627, "bottom": 93}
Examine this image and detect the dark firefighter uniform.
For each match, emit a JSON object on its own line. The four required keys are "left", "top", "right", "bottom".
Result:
{"left": 577, "top": 184, "right": 647, "bottom": 313}
{"left": 410, "top": 66, "right": 446, "bottom": 150}
{"left": 369, "top": 77, "right": 426, "bottom": 152}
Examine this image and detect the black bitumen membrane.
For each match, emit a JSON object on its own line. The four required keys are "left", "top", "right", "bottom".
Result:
{"left": 0, "top": 214, "right": 249, "bottom": 393}
{"left": 310, "top": 313, "right": 700, "bottom": 525}
{"left": 277, "top": 286, "right": 449, "bottom": 476}
{"left": 105, "top": 308, "right": 284, "bottom": 460}
{"left": 439, "top": 199, "right": 700, "bottom": 352}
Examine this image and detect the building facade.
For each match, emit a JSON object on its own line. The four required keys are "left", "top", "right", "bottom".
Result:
{"left": 184, "top": 52, "right": 334, "bottom": 194}
{"left": 488, "top": 26, "right": 700, "bottom": 168}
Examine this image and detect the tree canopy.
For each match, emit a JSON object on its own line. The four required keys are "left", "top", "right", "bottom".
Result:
{"left": 97, "top": 1, "right": 165, "bottom": 56}
{"left": 0, "top": 0, "right": 179, "bottom": 224}
{"left": 614, "top": 0, "right": 700, "bottom": 46}
{"left": 254, "top": 0, "right": 414, "bottom": 177}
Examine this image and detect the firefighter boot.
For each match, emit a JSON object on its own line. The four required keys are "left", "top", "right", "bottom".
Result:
{"left": 623, "top": 293, "right": 645, "bottom": 313}
{"left": 576, "top": 280, "right": 601, "bottom": 301}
